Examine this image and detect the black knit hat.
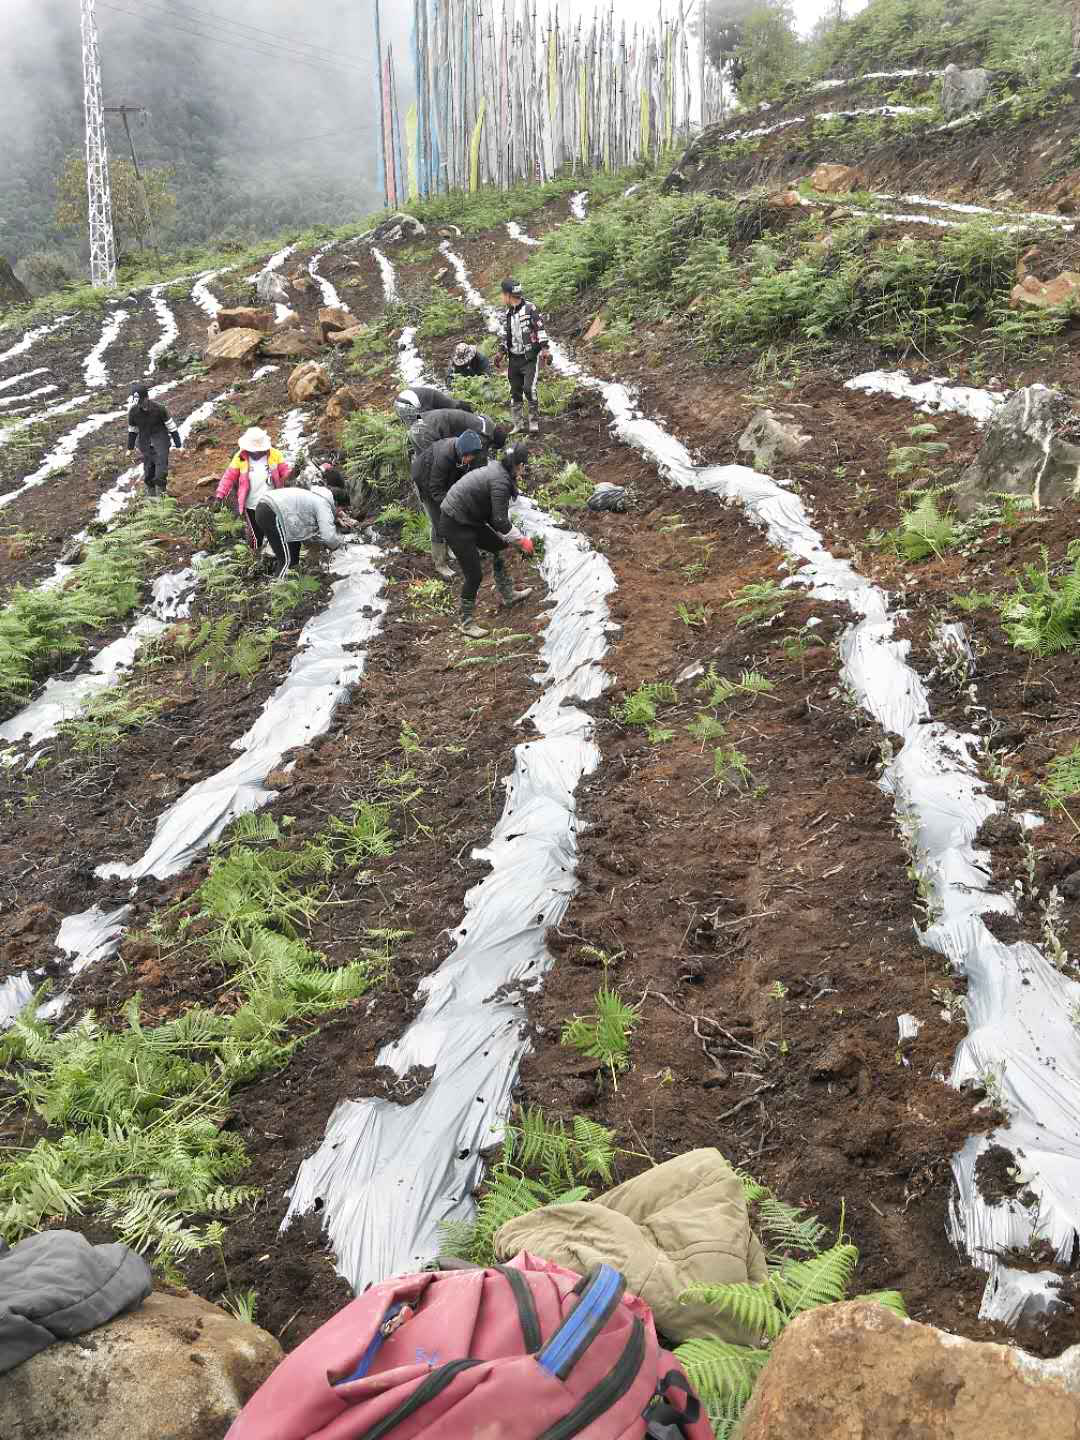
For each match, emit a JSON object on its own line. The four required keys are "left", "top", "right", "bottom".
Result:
{"left": 500, "top": 278, "right": 523, "bottom": 297}
{"left": 132, "top": 384, "right": 149, "bottom": 399}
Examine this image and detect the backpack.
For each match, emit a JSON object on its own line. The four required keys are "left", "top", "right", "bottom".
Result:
{"left": 225, "top": 1252, "right": 714, "bottom": 1440}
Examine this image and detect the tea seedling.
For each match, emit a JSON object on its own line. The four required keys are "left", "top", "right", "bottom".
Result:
{"left": 561, "top": 986, "right": 640, "bottom": 1089}
{"left": 726, "top": 581, "right": 787, "bottom": 628}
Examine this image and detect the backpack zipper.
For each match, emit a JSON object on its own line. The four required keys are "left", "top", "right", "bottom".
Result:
{"left": 534, "top": 1318, "right": 646, "bottom": 1440}
{"left": 333, "top": 1303, "right": 408, "bottom": 1387}
{"left": 354, "top": 1358, "right": 482, "bottom": 1440}
{"left": 495, "top": 1265, "right": 543, "bottom": 1353}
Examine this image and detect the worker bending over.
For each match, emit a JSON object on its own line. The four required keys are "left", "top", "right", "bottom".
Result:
{"left": 445, "top": 342, "right": 491, "bottom": 390}
{"left": 127, "top": 385, "right": 182, "bottom": 496}
{"left": 409, "top": 407, "right": 507, "bottom": 458}
{"left": 254, "top": 480, "right": 358, "bottom": 579}
{"left": 441, "top": 443, "right": 534, "bottom": 637}
{"left": 394, "top": 385, "right": 475, "bottom": 423}
{"left": 498, "top": 279, "right": 551, "bottom": 435}
{"left": 411, "top": 429, "right": 485, "bottom": 580}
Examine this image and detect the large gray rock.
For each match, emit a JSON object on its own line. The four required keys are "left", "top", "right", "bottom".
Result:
{"left": 0, "top": 257, "right": 30, "bottom": 308}
{"left": 941, "top": 63, "right": 991, "bottom": 119}
{"left": 734, "top": 1301, "right": 1080, "bottom": 1440}
{"left": 955, "top": 384, "right": 1080, "bottom": 516}
{"left": 738, "top": 409, "right": 812, "bottom": 470}
{"left": 0, "top": 1291, "right": 282, "bottom": 1440}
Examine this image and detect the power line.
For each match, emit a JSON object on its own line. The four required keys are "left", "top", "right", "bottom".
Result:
{"left": 96, "top": 0, "right": 372, "bottom": 79}
{"left": 142, "top": 0, "right": 373, "bottom": 68}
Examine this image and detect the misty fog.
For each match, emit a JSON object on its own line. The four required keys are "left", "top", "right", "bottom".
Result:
{"left": 0, "top": 0, "right": 413, "bottom": 282}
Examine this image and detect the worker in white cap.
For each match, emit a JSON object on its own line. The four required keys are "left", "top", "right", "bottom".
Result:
{"left": 215, "top": 426, "right": 293, "bottom": 553}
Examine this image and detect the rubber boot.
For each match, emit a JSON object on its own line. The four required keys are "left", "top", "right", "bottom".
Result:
{"left": 459, "top": 597, "right": 489, "bottom": 639}
{"left": 525, "top": 398, "right": 540, "bottom": 435}
{"left": 494, "top": 563, "right": 532, "bottom": 609}
{"left": 430, "top": 539, "right": 456, "bottom": 581}
{"left": 510, "top": 402, "right": 525, "bottom": 435}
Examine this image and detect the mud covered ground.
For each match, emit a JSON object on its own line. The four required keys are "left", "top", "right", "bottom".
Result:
{"left": 0, "top": 169, "right": 1078, "bottom": 1361}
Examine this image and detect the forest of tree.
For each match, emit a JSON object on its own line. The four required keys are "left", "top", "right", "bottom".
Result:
{"left": 0, "top": 0, "right": 413, "bottom": 291}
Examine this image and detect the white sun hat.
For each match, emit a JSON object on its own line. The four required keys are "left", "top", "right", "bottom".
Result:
{"left": 238, "top": 426, "right": 273, "bottom": 453}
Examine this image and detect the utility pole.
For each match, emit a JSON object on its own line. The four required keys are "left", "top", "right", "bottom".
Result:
{"left": 104, "top": 103, "right": 157, "bottom": 253}
{"left": 81, "top": 0, "right": 117, "bottom": 288}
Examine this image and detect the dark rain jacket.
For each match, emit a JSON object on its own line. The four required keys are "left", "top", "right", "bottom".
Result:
{"left": 441, "top": 457, "right": 518, "bottom": 536}
{"left": 411, "top": 437, "right": 473, "bottom": 507}
{"left": 0, "top": 1231, "right": 151, "bottom": 1375}
{"left": 127, "top": 399, "right": 181, "bottom": 452}
{"left": 408, "top": 385, "right": 466, "bottom": 414}
{"left": 409, "top": 408, "right": 499, "bottom": 456}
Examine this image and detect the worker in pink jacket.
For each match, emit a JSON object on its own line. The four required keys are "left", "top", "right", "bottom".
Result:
{"left": 215, "top": 426, "right": 292, "bottom": 552}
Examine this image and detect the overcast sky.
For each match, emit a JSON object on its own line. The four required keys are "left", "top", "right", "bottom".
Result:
{"left": 556, "top": 0, "right": 868, "bottom": 37}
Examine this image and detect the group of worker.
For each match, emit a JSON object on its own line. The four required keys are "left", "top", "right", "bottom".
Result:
{"left": 127, "top": 277, "right": 552, "bottom": 637}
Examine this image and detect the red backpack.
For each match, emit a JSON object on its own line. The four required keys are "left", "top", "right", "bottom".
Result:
{"left": 226, "top": 1253, "right": 713, "bottom": 1440}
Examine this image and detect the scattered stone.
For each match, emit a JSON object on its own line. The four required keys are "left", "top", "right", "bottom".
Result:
{"left": 195, "top": 474, "right": 217, "bottom": 488}
{"left": 808, "top": 162, "right": 862, "bottom": 194}
{"left": 0, "top": 256, "right": 30, "bottom": 308}
{"left": 318, "top": 306, "right": 353, "bottom": 342}
{"left": 206, "top": 320, "right": 220, "bottom": 344}
{"left": 57, "top": 538, "right": 85, "bottom": 567}
{"left": 940, "top": 63, "right": 991, "bottom": 120}
{"left": 217, "top": 307, "right": 274, "bottom": 334}
{"left": 1047, "top": 169, "right": 1080, "bottom": 214}
{"left": 733, "top": 1301, "right": 1080, "bottom": 1440}
{"left": 276, "top": 308, "right": 301, "bottom": 330}
{"left": 0, "top": 1291, "right": 282, "bottom": 1440}
{"left": 767, "top": 190, "right": 804, "bottom": 209}
{"left": 255, "top": 270, "right": 290, "bottom": 306}
{"left": 955, "top": 384, "right": 1080, "bottom": 516}
{"left": 738, "top": 410, "right": 812, "bottom": 470}
{"left": 583, "top": 311, "right": 607, "bottom": 342}
{"left": 661, "top": 168, "right": 688, "bottom": 194}
{"left": 1010, "top": 270, "right": 1080, "bottom": 311}
{"left": 288, "top": 360, "right": 333, "bottom": 403}
{"left": 260, "top": 330, "right": 317, "bottom": 360}
{"left": 205, "top": 327, "right": 265, "bottom": 367}
{"left": 288, "top": 269, "right": 315, "bottom": 295}
{"left": 326, "top": 323, "right": 368, "bottom": 347}
{"left": 323, "top": 386, "right": 363, "bottom": 425}
{"left": 367, "top": 213, "right": 427, "bottom": 245}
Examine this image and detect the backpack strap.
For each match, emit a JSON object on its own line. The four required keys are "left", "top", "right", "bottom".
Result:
{"left": 535, "top": 1265, "right": 627, "bottom": 1380}
{"left": 642, "top": 1371, "right": 703, "bottom": 1440}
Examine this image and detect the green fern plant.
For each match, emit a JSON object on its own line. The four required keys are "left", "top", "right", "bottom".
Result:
{"left": 676, "top": 1176, "right": 907, "bottom": 1437}
{"left": 688, "top": 711, "right": 726, "bottom": 746}
{"left": 726, "top": 581, "right": 788, "bottom": 628}
{"left": 327, "top": 801, "right": 395, "bottom": 867}
{"left": 535, "top": 462, "right": 593, "bottom": 512}
{"left": 57, "top": 683, "right": 164, "bottom": 755}
{"left": 697, "top": 666, "right": 775, "bottom": 705}
{"left": 889, "top": 493, "right": 957, "bottom": 562}
{"left": 713, "top": 744, "right": 753, "bottom": 792}
{"left": 341, "top": 408, "right": 411, "bottom": 500}
{"left": 378, "top": 502, "right": 432, "bottom": 554}
{"left": 561, "top": 985, "right": 639, "bottom": 1088}
{"left": 999, "top": 542, "right": 1080, "bottom": 655}
{"left": 267, "top": 574, "right": 321, "bottom": 619}
{"left": 613, "top": 681, "right": 678, "bottom": 743}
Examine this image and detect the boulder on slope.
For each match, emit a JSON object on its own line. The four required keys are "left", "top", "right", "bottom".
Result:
{"left": 954, "top": 384, "right": 1080, "bottom": 516}
{"left": 288, "top": 360, "right": 333, "bottom": 403}
{"left": 941, "top": 63, "right": 991, "bottom": 119}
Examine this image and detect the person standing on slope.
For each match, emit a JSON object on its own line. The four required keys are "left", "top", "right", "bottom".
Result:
{"left": 215, "top": 426, "right": 292, "bottom": 554}
{"left": 498, "top": 279, "right": 551, "bottom": 435}
{"left": 254, "top": 480, "right": 358, "bottom": 579}
{"left": 440, "top": 443, "right": 534, "bottom": 637}
{"left": 127, "top": 385, "right": 182, "bottom": 496}
{"left": 411, "top": 428, "right": 485, "bottom": 580}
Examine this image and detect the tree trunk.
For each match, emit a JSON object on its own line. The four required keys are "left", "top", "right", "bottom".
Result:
{"left": 1072, "top": 0, "right": 1080, "bottom": 69}
{"left": 0, "top": 257, "right": 30, "bottom": 309}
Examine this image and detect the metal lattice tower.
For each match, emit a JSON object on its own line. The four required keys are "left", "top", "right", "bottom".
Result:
{"left": 81, "top": 0, "right": 116, "bottom": 288}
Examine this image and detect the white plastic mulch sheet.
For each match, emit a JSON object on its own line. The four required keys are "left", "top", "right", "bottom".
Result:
{"left": 97, "top": 539, "right": 386, "bottom": 882}
{"left": 191, "top": 269, "right": 227, "bottom": 318}
{"left": 0, "top": 563, "right": 201, "bottom": 762}
{"left": 569, "top": 192, "right": 589, "bottom": 221}
{"left": 308, "top": 243, "right": 346, "bottom": 310}
{"left": 443, "top": 241, "right": 1080, "bottom": 1321}
{"left": 0, "top": 367, "right": 49, "bottom": 394}
{"left": 146, "top": 284, "right": 180, "bottom": 374}
{"left": 285, "top": 497, "right": 615, "bottom": 1288}
{"left": 506, "top": 221, "right": 540, "bottom": 246}
{"left": 83, "top": 305, "right": 130, "bottom": 389}
{"left": 0, "top": 384, "right": 57, "bottom": 409}
{"left": 371, "top": 247, "right": 398, "bottom": 302}
{"left": 0, "top": 314, "right": 73, "bottom": 367}
{"left": 845, "top": 370, "right": 1006, "bottom": 425}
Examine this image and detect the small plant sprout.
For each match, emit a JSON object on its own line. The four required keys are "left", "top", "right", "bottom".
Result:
{"left": 698, "top": 665, "right": 776, "bottom": 706}
{"left": 688, "top": 712, "right": 726, "bottom": 749}
{"left": 769, "top": 980, "right": 789, "bottom": 1054}
{"left": 1040, "top": 886, "right": 1069, "bottom": 970}
{"left": 712, "top": 744, "right": 753, "bottom": 792}
{"left": 613, "top": 681, "right": 678, "bottom": 744}
{"left": 222, "top": 1289, "right": 258, "bottom": 1325}
{"left": 561, "top": 986, "right": 640, "bottom": 1089}
{"left": 407, "top": 578, "right": 454, "bottom": 616}
{"left": 726, "top": 580, "right": 788, "bottom": 628}
{"left": 931, "top": 984, "right": 965, "bottom": 1025}
{"left": 676, "top": 600, "right": 712, "bottom": 628}
{"left": 1040, "top": 745, "right": 1080, "bottom": 836}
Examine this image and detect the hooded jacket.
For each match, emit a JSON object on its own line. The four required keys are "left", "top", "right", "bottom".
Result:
{"left": 215, "top": 448, "right": 292, "bottom": 513}
{"left": 258, "top": 484, "right": 349, "bottom": 547}
{"left": 127, "top": 399, "right": 181, "bottom": 452}
{"left": 411, "top": 436, "right": 474, "bottom": 507}
{"left": 440, "top": 457, "right": 518, "bottom": 535}
{"left": 409, "top": 408, "right": 498, "bottom": 456}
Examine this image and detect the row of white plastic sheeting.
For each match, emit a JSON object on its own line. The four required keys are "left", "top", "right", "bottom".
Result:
{"left": 286, "top": 493, "right": 615, "bottom": 1287}
{"left": 570, "top": 192, "right": 589, "bottom": 221}
{"left": 506, "top": 221, "right": 540, "bottom": 246}
{"left": 0, "top": 314, "right": 72, "bottom": 367}
{"left": 308, "top": 243, "right": 347, "bottom": 310}
{"left": 442, "top": 238, "right": 1079, "bottom": 1322}
{"left": 845, "top": 370, "right": 1006, "bottom": 425}
{"left": 0, "top": 366, "right": 49, "bottom": 394}
{"left": 83, "top": 305, "right": 131, "bottom": 389}
{"left": 146, "top": 284, "right": 180, "bottom": 374}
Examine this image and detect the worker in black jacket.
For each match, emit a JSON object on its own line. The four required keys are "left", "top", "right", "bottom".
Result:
{"left": 411, "top": 428, "right": 485, "bottom": 579}
{"left": 394, "top": 385, "right": 475, "bottom": 424}
{"left": 127, "top": 384, "right": 182, "bottom": 496}
{"left": 441, "top": 443, "right": 534, "bottom": 637}
{"left": 409, "top": 407, "right": 507, "bottom": 458}
{"left": 497, "top": 279, "right": 551, "bottom": 436}
{"left": 444, "top": 342, "right": 492, "bottom": 390}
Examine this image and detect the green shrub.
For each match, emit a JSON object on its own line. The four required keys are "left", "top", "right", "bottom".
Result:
{"left": 999, "top": 542, "right": 1080, "bottom": 654}
{"left": 341, "top": 408, "right": 410, "bottom": 501}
